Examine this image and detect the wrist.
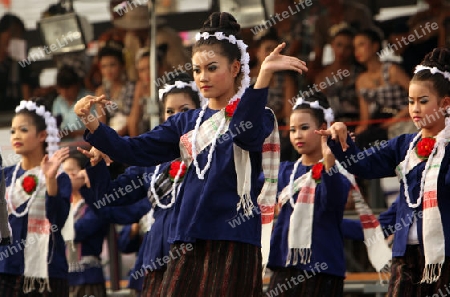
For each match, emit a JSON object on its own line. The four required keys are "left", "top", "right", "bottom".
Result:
{"left": 86, "top": 118, "right": 100, "bottom": 134}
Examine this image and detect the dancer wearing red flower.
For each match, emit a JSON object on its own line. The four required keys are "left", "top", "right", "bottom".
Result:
{"left": 75, "top": 11, "right": 307, "bottom": 296}
{"left": 79, "top": 73, "right": 201, "bottom": 297}
{"left": 0, "top": 99, "right": 72, "bottom": 297}
{"left": 318, "top": 48, "right": 450, "bottom": 296}
{"left": 265, "top": 91, "right": 351, "bottom": 297}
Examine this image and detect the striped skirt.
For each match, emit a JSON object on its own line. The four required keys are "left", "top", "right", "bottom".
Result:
{"left": 141, "top": 270, "right": 165, "bottom": 297}
{"left": 0, "top": 275, "right": 68, "bottom": 297}
{"left": 266, "top": 267, "right": 344, "bottom": 297}
{"left": 387, "top": 245, "right": 450, "bottom": 297}
{"left": 69, "top": 282, "right": 107, "bottom": 297}
{"left": 0, "top": 273, "right": 21, "bottom": 297}
{"left": 159, "top": 240, "right": 263, "bottom": 297}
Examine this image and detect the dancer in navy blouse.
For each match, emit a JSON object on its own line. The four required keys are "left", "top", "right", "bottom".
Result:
{"left": 266, "top": 91, "right": 350, "bottom": 297}
{"left": 75, "top": 12, "right": 307, "bottom": 296}
{"left": 80, "top": 73, "right": 200, "bottom": 297}
{"left": 318, "top": 48, "right": 450, "bottom": 296}
{"left": 0, "top": 100, "right": 71, "bottom": 296}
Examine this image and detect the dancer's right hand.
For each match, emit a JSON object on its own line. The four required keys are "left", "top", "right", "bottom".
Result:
{"left": 315, "top": 122, "right": 349, "bottom": 152}
{"left": 77, "top": 146, "right": 113, "bottom": 166}
{"left": 74, "top": 95, "right": 110, "bottom": 133}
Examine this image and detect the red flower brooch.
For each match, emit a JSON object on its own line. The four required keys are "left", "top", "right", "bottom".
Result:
{"left": 169, "top": 160, "right": 187, "bottom": 182}
{"left": 416, "top": 137, "right": 436, "bottom": 160}
{"left": 22, "top": 174, "right": 38, "bottom": 195}
{"left": 225, "top": 99, "right": 240, "bottom": 119}
{"left": 311, "top": 163, "right": 323, "bottom": 183}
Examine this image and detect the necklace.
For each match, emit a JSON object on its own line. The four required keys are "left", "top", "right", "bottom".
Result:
{"left": 149, "top": 162, "right": 185, "bottom": 209}
{"left": 7, "top": 162, "right": 44, "bottom": 218}
{"left": 288, "top": 158, "right": 303, "bottom": 208}
{"left": 401, "top": 132, "right": 439, "bottom": 208}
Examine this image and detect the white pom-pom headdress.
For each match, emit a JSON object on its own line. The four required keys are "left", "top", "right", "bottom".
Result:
{"left": 194, "top": 31, "right": 251, "bottom": 104}
{"left": 414, "top": 65, "right": 450, "bottom": 82}
{"left": 293, "top": 96, "right": 335, "bottom": 128}
{"left": 15, "top": 100, "right": 60, "bottom": 157}
{"left": 158, "top": 80, "right": 199, "bottom": 101}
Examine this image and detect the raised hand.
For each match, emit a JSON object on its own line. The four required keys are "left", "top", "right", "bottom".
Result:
{"left": 254, "top": 43, "right": 308, "bottom": 89}
{"left": 315, "top": 122, "right": 349, "bottom": 152}
{"left": 73, "top": 94, "right": 111, "bottom": 133}
{"left": 77, "top": 146, "right": 113, "bottom": 166}
{"left": 261, "top": 43, "right": 308, "bottom": 74}
{"left": 77, "top": 169, "right": 91, "bottom": 188}
{"left": 41, "top": 147, "right": 70, "bottom": 180}
{"left": 74, "top": 95, "right": 107, "bottom": 118}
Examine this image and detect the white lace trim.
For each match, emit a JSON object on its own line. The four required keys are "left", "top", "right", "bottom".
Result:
{"left": 158, "top": 81, "right": 199, "bottom": 101}
{"left": 293, "top": 97, "right": 334, "bottom": 128}
{"left": 414, "top": 65, "right": 450, "bottom": 82}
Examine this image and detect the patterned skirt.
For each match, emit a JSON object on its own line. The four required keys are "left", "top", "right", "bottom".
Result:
{"left": 0, "top": 273, "right": 21, "bottom": 297}
{"left": 141, "top": 270, "right": 165, "bottom": 297}
{"left": 266, "top": 267, "right": 344, "bottom": 297}
{"left": 159, "top": 240, "right": 263, "bottom": 297}
{"left": 69, "top": 282, "right": 107, "bottom": 297}
{"left": 0, "top": 275, "right": 69, "bottom": 297}
{"left": 387, "top": 245, "right": 450, "bottom": 297}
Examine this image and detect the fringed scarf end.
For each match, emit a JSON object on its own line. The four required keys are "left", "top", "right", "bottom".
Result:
{"left": 286, "top": 248, "right": 312, "bottom": 266}
{"left": 236, "top": 194, "right": 254, "bottom": 217}
{"left": 421, "top": 263, "right": 443, "bottom": 284}
{"left": 23, "top": 277, "right": 51, "bottom": 294}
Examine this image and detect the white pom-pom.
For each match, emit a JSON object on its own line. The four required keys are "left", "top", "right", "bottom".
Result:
{"left": 309, "top": 101, "right": 320, "bottom": 109}
{"left": 215, "top": 32, "right": 224, "bottom": 40}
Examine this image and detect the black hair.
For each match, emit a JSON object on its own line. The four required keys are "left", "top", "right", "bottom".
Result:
{"left": 193, "top": 12, "right": 242, "bottom": 65}
{"left": 161, "top": 73, "right": 201, "bottom": 108}
{"left": 136, "top": 44, "right": 167, "bottom": 71}
{"left": 56, "top": 65, "right": 81, "bottom": 88}
{"left": 355, "top": 27, "right": 384, "bottom": 52}
{"left": 66, "top": 149, "right": 89, "bottom": 170}
{"left": 412, "top": 48, "right": 450, "bottom": 97}
{"left": 331, "top": 27, "right": 356, "bottom": 41}
{"left": 97, "top": 40, "right": 125, "bottom": 65}
{"left": 293, "top": 91, "right": 331, "bottom": 127}
{"left": 254, "top": 28, "right": 280, "bottom": 47}
{"left": 0, "top": 13, "right": 25, "bottom": 34}
{"left": 14, "top": 98, "right": 52, "bottom": 152}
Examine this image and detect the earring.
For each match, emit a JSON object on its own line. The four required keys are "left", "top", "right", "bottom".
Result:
{"left": 446, "top": 106, "right": 450, "bottom": 116}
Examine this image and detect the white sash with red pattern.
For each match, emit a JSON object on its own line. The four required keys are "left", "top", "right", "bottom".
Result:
{"left": 336, "top": 163, "right": 391, "bottom": 276}
{"left": 7, "top": 166, "right": 51, "bottom": 293}
{"left": 179, "top": 107, "right": 280, "bottom": 270}
{"left": 396, "top": 137, "right": 446, "bottom": 283}
{"left": 279, "top": 160, "right": 391, "bottom": 273}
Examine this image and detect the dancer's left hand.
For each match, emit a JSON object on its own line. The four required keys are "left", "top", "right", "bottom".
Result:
{"left": 41, "top": 147, "right": 70, "bottom": 180}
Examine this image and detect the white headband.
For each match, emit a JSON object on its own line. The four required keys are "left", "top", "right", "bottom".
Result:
{"left": 195, "top": 31, "right": 251, "bottom": 104}
{"left": 293, "top": 97, "right": 335, "bottom": 128}
{"left": 15, "top": 101, "right": 60, "bottom": 157}
{"left": 158, "top": 80, "right": 199, "bottom": 101}
{"left": 414, "top": 65, "right": 450, "bottom": 82}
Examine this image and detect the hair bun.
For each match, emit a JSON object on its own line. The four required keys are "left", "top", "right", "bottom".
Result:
{"left": 201, "top": 12, "right": 241, "bottom": 38}
{"left": 421, "top": 48, "right": 450, "bottom": 73}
